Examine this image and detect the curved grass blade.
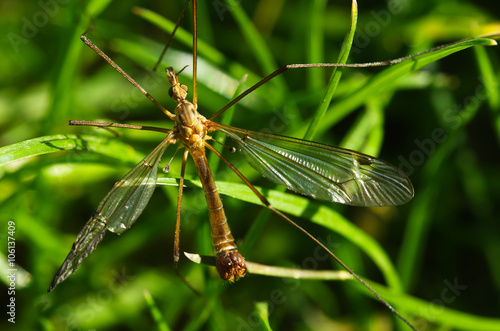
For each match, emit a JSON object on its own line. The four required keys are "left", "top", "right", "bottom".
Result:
{"left": 47, "top": 134, "right": 173, "bottom": 292}
{"left": 214, "top": 124, "right": 413, "bottom": 207}
{"left": 304, "top": 0, "right": 358, "bottom": 140}
{"left": 0, "top": 134, "right": 142, "bottom": 167}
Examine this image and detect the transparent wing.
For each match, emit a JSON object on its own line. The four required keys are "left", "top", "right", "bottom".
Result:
{"left": 48, "top": 134, "right": 173, "bottom": 292}
{"left": 215, "top": 124, "right": 413, "bottom": 207}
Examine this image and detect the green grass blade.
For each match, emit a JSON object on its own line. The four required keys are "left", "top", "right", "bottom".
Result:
{"left": 366, "top": 282, "right": 500, "bottom": 330}
{"left": 474, "top": 43, "right": 500, "bottom": 110}
{"left": 306, "top": 0, "right": 326, "bottom": 91}
{"left": 220, "top": 0, "right": 302, "bottom": 120}
{"left": 222, "top": 0, "right": 281, "bottom": 83}
{"left": 473, "top": 43, "right": 500, "bottom": 143}
{"left": 0, "top": 135, "right": 141, "bottom": 167}
{"left": 303, "top": 0, "right": 358, "bottom": 140}
{"left": 339, "top": 96, "right": 385, "bottom": 156}
{"left": 44, "top": 0, "right": 115, "bottom": 134}
{"left": 254, "top": 302, "right": 273, "bottom": 331}
{"left": 143, "top": 290, "right": 171, "bottom": 331}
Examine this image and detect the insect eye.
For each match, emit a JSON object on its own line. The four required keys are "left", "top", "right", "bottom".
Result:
{"left": 168, "top": 87, "right": 174, "bottom": 97}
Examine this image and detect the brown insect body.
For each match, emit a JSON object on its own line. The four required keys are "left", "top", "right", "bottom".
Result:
{"left": 168, "top": 67, "right": 247, "bottom": 281}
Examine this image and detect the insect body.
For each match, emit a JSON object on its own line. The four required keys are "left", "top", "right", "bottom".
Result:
{"left": 168, "top": 67, "right": 247, "bottom": 281}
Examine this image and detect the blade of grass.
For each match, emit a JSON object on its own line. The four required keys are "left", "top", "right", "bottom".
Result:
{"left": 339, "top": 96, "right": 386, "bottom": 156}
{"left": 254, "top": 302, "right": 273, "bottom": 331}
{"left": 306, "top": 0, "right": 327, "bottom": 91}
{"left": 143, "top": 290, "right": 172, "bottom": 331}
{"left": 473, "top": 44, "right": 500, "bottom": 144}
{"left": 365, "top": 281, "right": 500, "bottom": 330}
{"left": 303, "top": 0, "right": 358, "bottom": 140}
{"left": 222, "top": 0, "right": 300, "bottom": 119}
{"left": 0, "top": 135, "right": 142, "bottom": 167}
{"left": 222, "top": 0, "right": 282, "bottom": 87}
{"left": 474, "top": 42, "right": 500, "bottom": 110}
{"left": 44, "top": 0, "right": 115, "bottom": 133}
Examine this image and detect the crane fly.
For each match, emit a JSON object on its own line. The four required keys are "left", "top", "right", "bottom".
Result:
{"left": 48, "top": 0, "right": 420, "bottom": 328}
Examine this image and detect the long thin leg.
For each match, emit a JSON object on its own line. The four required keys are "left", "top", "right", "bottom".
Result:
{"left": 174, "top": 149, "right": 190, "bottom": 265}
{"left": 69, "top": 120, "right": 171, "bottom": 134}
{"left": 152, "top": 0, "right": 191, "bottom": 72}
{"left": 209, "top": 36, "right": 488, "bottom": 121}
{"left": 80, "top": 32, "right": 176, "bottom": 120}
{"left": 204, "top": 142, "right": 416, "bottom": 331}
{"left": 173, "top": 149, "right": 207, "bottom": 300}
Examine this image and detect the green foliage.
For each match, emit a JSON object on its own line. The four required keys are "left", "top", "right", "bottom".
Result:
{"left": 1, "top": 0, "right": 500, "bottom": 330}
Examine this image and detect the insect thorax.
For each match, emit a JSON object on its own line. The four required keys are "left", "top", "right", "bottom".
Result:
{"left": 174, "top": 100, "right": 208, "bottom": 149}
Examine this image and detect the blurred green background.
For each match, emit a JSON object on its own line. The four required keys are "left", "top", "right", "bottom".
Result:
{"left": 1, "top": 0, "right": 500, "bottom": 330}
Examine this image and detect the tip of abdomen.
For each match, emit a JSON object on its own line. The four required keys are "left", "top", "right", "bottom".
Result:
{"left": 216, "top": 249, "right": 247, "bottom": 282}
